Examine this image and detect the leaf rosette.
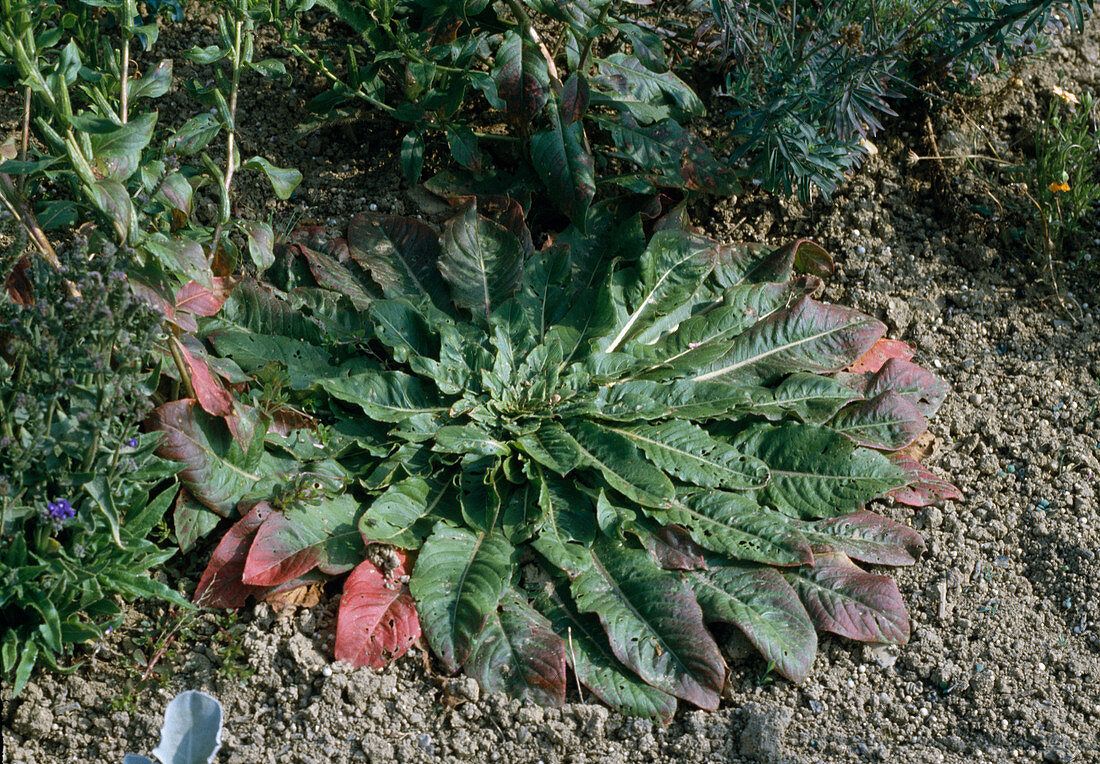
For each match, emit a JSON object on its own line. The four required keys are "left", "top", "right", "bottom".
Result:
{"left": 191, "top": 200, "right": 954, "bottom": 719}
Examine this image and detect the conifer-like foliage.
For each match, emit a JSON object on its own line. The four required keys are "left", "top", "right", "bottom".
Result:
{"left": 182, "top": 200, "right": 953, "bottom": 718}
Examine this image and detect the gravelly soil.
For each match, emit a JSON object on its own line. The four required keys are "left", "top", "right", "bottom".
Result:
{"left": 3, "top": 11, "right": 1100, "bottom": 764}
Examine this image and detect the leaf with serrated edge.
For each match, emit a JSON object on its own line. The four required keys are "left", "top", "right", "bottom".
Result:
{"left": 887, "top": 454, "right": 960, "bottom": 507}
{"left": 410, "top": 523, "right": 514, "bottom": 672}
{"left": 533, "top": 580, "right": 677, "bottom": 721}
{"left": 602, "top": 230, "right": 715, "bottom": 353}
{"left": 828, "top": 390, "right": 927, "bottom": 450}
{"left": 864, "top": 358, "right": 949, "bottom": 419}
{"left": 315, "top": 370, "right": 447, "bottom": 422}
{"left": 571, "top": 535, "right": 725, "bottom": 709}
{"left": 784, "top": 552, "right": 910, "bottom": 644}
{"left": 690, "top": 563, "right": 816, "bottom": 682}
{"left": 743, "top": 373, "right": 862, "bottom": 423}
{"left": 798, "top": 510, "right": 924, "bottom": 566}
{"left": 465, "top": 588, "right": 567, "bottom": 706}
{"left": 734, "top": 423, "right": 909, "bottom": 519}
{"left": 608, "top": 421, "right": 770, "bottom": 490}
{"left": 846, "top": 338, "right": 914, "bottom": 375}
{"left": 517, "top": 421, "right": 587, "bottom": 476}
{"left": 243, "top": 494, "right": 364, "bottom": 586}
{"left": 653, "top": 492, "right": 812, "bottom": 565}
{"left": 694, "top": 297, "right": 885, "bottom": 384}
{"left": 566, "top": 420, "right": 674, "bottom": 508}
{"left": 335, "top": 553, "right": 420, "bottom": 669}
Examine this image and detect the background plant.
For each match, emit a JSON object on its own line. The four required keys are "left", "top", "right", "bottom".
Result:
{"left": 165, "top": 199, "right": 957, "bottom": 718}
{"left": 1029, "top": 88, "right": 1099, "bottom": 264}
{"left": 0, "top": 237, "right": 188, "bottom": 697}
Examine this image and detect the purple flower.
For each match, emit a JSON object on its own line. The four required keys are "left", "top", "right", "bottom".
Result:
{"left": 126, "top": 437, "right": 139, "bottom": 448}
{"left": 47, "top": 498, "right": 75, "bottom": 521}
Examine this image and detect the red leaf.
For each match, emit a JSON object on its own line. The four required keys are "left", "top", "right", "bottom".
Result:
{"left": 132, "top": 278, "right": 196, "bottom": 332}
{"left": 846, "top": 338, "right": 914, "bottom": 375}
{"left": 785, "top": 552, "right": 910, "bottom": 645}
{"left": 335, "top": 554, "right": 420, "bottom": 669}
{"left": 865, "top": 358, "right": 948, "bottom": 419}
{"left": 178, "top": 342, "right": 234, "bottom": 417}
{"left": 804, "top": 510, "right": 925, "bottom": 566}
{"left": 242, "top": 495, "right": 363, "bottom": 586}
{"left": 193, "top": 502, "right": 274, "bottom": 608}
{"left": 175, "top": 277, "right": 236, "bottom": 317}
{"left": 888, "top": 454, "right": 961, "bottom": 506}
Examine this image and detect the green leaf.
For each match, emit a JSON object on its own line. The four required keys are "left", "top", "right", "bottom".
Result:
{"left": 83, "top": 475, "right": 124, "bottom": 548}
{"left": 465, "top": 588, "right": 567, "bottom": 706}
{"left": 173, "top": 489, "right": 223, "bottom": 553}
{"left": 827, "top": 391, "right": 927, "bottom": 450}
{"left": 798, "top": 510, "right": 924, "bottom": 566}
{"left": 207, "top": 330, "right": 335, "bottom": 390}
{"left": 410, "top": 523, "right": 515, "bottom": 672}
{"left": 604, "top": 114, "right": 738, "bottom": 194}
{"left": 360, "top": 479, "right": 455, "bottom": 549}
{"left": 244, "top": 221, "right": 275, "bottom": 272}
{"left": 733, "top": 423, "right": 910, "bottom": 519}
{"left": 690, "top": 563, "right": 816, "bottom": 682}
{"left": 90, "top": 179, "right": 136, "bottom": 242}
{"left": 742, "top": 373, "right": 862, "bottom": 423}
{"left": 608, "top": 421, "right": 770, "bottom": 490}
{"left": 165, "top": 113, "right": 221, "bottom": 155}
{"left": 84, "top": 113, "right": 155, "bottom": 159}
{"left": 439, "top": 203, "right": 524, "bottom": 323}
{"left": 531, "top": 97, "right": 594, "bottom": 226}
{"left": 347, "top": 214, "right": 450, "bottom": 308}
{"left": 593, "top": 54, "right": 704, "bottom": 117}
{"left": 124, "top": 484, "right": 178, "bottom": 542}
{"left": 692, "top": 297, "right": 885, "bottom": 385}
{"left": 446, "top": 125, "right": 481, "bottom": 171}
{"left": 316, "top": 370, "right": 448, "bottom": 422}
{"left": 571, "top": 535, "right": 725, "bottom": 710}
{"left": 533, "top": 579, "right": 677, "bottom": 721}
{"left": 12, "top": 642, "right": 38, "bottom": 698}
{"left": 241, "top": 156, "right": 302, "bottom": 199}
{"left": 434, "top": 425, "right": 510, "bottom": 457}
{"left": 565, "top": 420, "right": 674, "bottom": 509}
{"left": 531, "top": 471, "right": 598, "bottom": 576}
{"left": 401, "top": 129, "right": 424, "bottom": 184}
{"left": 296, "top": 244, "right": 374, "bottom": 310}
{"left": 601, "top": 230, "right": 715, "bottom": 353}
{"left": 127, "top": 59, "right": 172, "bottom": 101}
{"left": 655, "top": 491, "right": 812, "bottom": 565}
{"left": 494, "top": 30, "right": 550, "bottom": 125}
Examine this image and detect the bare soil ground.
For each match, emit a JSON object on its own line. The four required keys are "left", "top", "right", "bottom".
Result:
{"left": 3, "top": 11, "right": 1100, "bottom": 764}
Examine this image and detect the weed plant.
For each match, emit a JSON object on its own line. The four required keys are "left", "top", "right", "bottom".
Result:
{"left": 0, "top": 237, "right": 187, "bottom": 697}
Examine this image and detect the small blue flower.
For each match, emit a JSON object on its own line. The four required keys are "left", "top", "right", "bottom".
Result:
{"left": 47, "top": 498, "right": 75, "bottom": 521}
{"left": 126, "top": 437, "right": 139, "bottom": 448}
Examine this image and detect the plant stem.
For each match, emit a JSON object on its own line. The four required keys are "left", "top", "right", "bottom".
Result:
{"left": 18, "top": 86, "right": 30, "bottom": 193}
{"left": 210, "top": 17, "right": 243, "bottom": 254}
{"left": 121, "top": 38, "right": 130, "bottom": 123}
{"left": 167, "top": 335, "right": 197, "bottom": 401}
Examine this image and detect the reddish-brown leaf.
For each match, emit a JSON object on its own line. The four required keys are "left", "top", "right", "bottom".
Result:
{"left": 784, "top": 552, "right": 910, "bottom": 645}
{"left": 178, "top": 342, "right": 233, "bottom": 417}
{"left": 193, "top": 502, "right": 274, "bottom": 608}
{"left": 175, "top": 277, "right": 236, "bottom": 317}
{"left": 888, "top": 454, "right": 961, "bottom": 506}
{"left": 846, "top": 338, "right": 914, "bottom": 375}
{"left": 335, "top": 554, "right": 421, "bottom": 669}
